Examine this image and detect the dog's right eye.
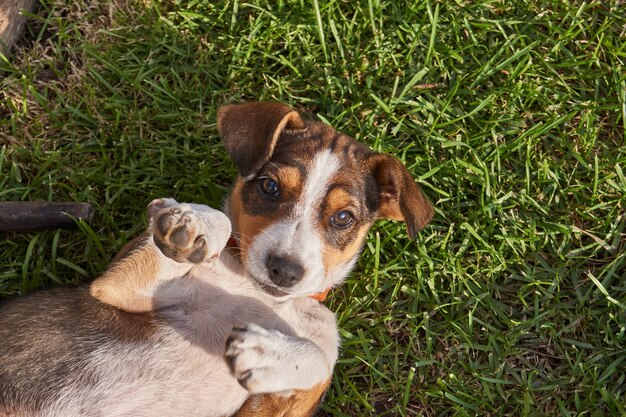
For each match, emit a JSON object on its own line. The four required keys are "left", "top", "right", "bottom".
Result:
{"left": 330, "top": 210, "right": 354, "bottom": 229}
{"left": 258, "top": 177, "right": 280, "bottom": 197}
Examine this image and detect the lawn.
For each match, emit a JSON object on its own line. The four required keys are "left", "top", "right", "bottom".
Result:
{"left": 1, "top": 0, "right": 625, "bottom": 415}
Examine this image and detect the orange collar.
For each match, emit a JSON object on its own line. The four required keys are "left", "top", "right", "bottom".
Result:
{"left": 226, "top": 236, "right": 238, "bottom": 250}
{"left": 226, "top": 237, "right": 330, "bottom": 302}
{"left": 308, "top": 287, "right": 330, "bottom": 302}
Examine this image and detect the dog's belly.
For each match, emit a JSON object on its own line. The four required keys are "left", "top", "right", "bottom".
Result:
{"left": 46, "top": 332, "right": 248, "bottom": 417}
{"left": 0, "top": 286, "right": 251, "bottom": 417}
{"left": 0, "top": 265, "right": 336, "bottom": 416}
{"left": 41, "top": 281, "right": 302, "bottom": 417}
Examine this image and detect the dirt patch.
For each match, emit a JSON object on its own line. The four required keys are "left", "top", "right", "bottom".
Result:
{"left": 0, "top": 1, "right": 134, "bottom": 144}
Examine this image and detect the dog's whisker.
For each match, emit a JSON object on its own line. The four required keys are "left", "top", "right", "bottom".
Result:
{"left": 227, "top": 231, "right": 254, "bottom": 247}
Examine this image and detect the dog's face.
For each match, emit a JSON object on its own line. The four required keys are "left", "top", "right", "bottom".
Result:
{"left": 219, "top": 102, "right": 433, "bottom": 299}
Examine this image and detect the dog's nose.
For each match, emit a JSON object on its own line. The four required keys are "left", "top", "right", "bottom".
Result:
{"left": 266, "top": 254, "right": 304, "bottom": 288}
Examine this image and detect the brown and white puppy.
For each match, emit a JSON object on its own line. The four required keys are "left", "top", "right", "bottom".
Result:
{"left": 220, "top": 102, "right": 434, "bottom": 413}
{"left": 0, "top": 102, "right": 433, "bottom": 417}
{"left": 221, "top": 102, "right": 433, "bottom": 299}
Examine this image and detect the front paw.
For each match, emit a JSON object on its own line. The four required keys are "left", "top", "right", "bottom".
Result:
{"left": 149, "top": 199, "right": 221, "bottom": 264}
{"left": 224, "top": 323, "right": 294, "bottom": 393}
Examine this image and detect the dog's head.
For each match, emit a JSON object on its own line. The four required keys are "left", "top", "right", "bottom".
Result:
{"left": 219, "top": 102, "right": 433, "bottom": 299}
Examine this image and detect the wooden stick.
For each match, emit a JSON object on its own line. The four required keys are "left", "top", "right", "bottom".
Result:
{"left": 0, "top": 202, "right": 93, "bottom": 231}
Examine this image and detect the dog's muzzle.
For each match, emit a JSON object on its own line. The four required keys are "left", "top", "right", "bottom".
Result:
{"left": 265, "top": 254, "right": 304, "bottom": 288}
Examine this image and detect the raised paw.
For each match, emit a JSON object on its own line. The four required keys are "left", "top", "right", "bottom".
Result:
{"left": 224, "top": 323, "right": 293, "bottom": 393}
{"left": 148, "top": 198, "right": 231, "bottom": 264}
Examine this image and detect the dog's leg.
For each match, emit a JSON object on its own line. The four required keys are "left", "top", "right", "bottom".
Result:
{"left": 225, "top": 322, "right": 334, "bottom": 416}
{"left": 90, "top": 198, "right": 230, "bottom": 312}
{"left": 225, "top": 323, "right": 334, "bottom": 392}
{"left": 232, "top": 380, "right": 331, "bottom": 417}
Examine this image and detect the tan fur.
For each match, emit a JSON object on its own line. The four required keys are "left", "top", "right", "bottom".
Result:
{"left": 322, "top": 187, "right": 359, "bottom": 219}
{"left": 90, "top": 235, "right": 162, "bottom": 313}
{"left": 0, "top": 404, "right": 35, "bottom": 417}
{"left": 237, "top": 213, "right": 275, "bottom": 257}
{"left": 275, "top": 165, "right": 303, "bottom": 198}
{"left": 322, "top": 225, "right": 371, "bottom": 275}
{"left": 229, "top": 178, "right": 281, "bottom": 258}
{"left": 234, "top": 379, "right": 331, "bottom": 417}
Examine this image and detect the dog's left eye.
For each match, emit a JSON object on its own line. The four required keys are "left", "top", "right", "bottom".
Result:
{"left": 259, "top": 177, "right": 280, "bottom": 196}
{"left": 330, "top": 210, "right": 354, "bottom": 229}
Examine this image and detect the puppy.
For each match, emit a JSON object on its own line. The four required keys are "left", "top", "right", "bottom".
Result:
{"left": 0, "top": 102, "right": 433, "bottom": 416}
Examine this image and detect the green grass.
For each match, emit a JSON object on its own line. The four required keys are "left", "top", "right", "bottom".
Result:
{"left": 1, "top": 0, "right": 625, "bottom": 415}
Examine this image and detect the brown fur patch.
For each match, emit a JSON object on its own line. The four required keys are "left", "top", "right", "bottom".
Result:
{"left": 234, "top": 379, "right": 331, "bottom": 417}
{"left": 218, "top": 103, "right": 306, "bottom": 179}
{"left": 322, "top": 187, "right": 358, "bottom": 218}
{"left": 90, "top": 234, "right": 161, "bottom": 313}
{"left": 274, "top": 165, "right": 303, "bottom": 198}
{"left": 0, "top": 286, "right": 156, "bottom": 413}
{"left": 236, "top": 213, "right": 277, "bottom": 261}
{"left": 228, "top": 179, "right": 244, "bottom": 225}
{"left": 322, "top": 224, "right": 370, "bottom": 275}
{"left": 229, "top": 177, "right": 283, "bottom": 260}
{"left": 368, "top": 153, "right": 434, "bottom": 237}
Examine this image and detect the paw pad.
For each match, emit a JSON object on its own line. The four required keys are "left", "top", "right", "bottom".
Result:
{"left": 151, "top": 205, "right": 214, "bottom": 264}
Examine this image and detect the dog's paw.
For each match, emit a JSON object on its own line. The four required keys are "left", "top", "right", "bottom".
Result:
{"left": 224, "top": 323, "right": 295, "bottom": 393}
{"left": 150, "top": 199, "right": 219, "bottom": 264}
{"left": 147, "top": 198, "right": 179, "bottom": 221}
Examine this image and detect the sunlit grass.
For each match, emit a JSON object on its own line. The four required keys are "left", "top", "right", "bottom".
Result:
{"left": 1, "top": 1, "right": 625, "bottom": 415}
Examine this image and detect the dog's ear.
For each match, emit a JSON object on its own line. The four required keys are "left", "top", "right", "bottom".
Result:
{"left": 369, "top": 154, "right": 434, "bottom": 239}
{"left": 217, "top": 102, "right": 306, "bottom": 179}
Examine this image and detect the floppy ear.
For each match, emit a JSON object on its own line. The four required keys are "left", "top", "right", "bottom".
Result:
{"left": 369, "top": 154, "right": 434, "bottom": 239}
{"left": 217, "top": 102, "right": 306, "bottom": 179}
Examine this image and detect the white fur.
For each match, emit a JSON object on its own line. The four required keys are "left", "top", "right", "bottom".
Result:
{"left": 225, "top": 322, "right": 333, "bottom": 393}
{"left": 246, "top": 150, "right": 346, "bottom": 297}
{"left": 37, "top": 202, "right": 339, "bottom": 417}
{"left": 298, "top": 149, "right": 340, "bottom": 220}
